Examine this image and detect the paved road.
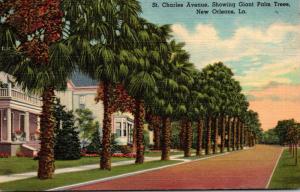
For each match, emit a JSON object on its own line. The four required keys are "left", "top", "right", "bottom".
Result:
{"left": 72, "top": 145, "right": 283, "bottom": 190}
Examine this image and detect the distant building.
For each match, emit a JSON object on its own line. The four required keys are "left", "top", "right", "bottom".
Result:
{"left": 55, "top": 72, "right": 137, "bottom": 145}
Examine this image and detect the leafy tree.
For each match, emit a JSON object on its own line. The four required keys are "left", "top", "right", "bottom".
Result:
{"left": 274, "top": 119, "right": 296, "bottom": 145}
{"left": 261, "top": 129, "right": 280, "bottom": 145}
{"left": 86, "top": 122, "right": 102, "bottom": 154}
{"left": 75, "top": 109, "right": 97, "bottom": 148}
{"left": 54, "top": 110, "right": 81, "bottom": 160}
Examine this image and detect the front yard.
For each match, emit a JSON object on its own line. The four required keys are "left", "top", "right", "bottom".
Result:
{"left": 269, "top": 148, "right": 300, "bottom": 189}
{"left": 1, "top": 156, "right": 129, "bottom": 175}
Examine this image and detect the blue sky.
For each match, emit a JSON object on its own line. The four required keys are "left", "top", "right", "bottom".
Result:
{"left": 139, "top": 0, "right": 300, "bottom": 91}
{"left": 139, "top": 0, "right": 300, "bottom": 129}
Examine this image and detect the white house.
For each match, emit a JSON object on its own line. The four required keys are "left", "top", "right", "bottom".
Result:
{"left": 55, "top": 72, "right": 137, "bottom": 145}
{"left": 0, "top": 71, "right": 153, "bottom": 156}
{"left": 0, "top": 72, "right": 41, "bottom": 156}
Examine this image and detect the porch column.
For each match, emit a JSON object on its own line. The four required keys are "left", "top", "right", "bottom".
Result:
{"left": 120, "top": 119, "right": 124, "bottom": 137}
{"left": 25, "top": 111, "right": 30, "bottom": 141}
{"left": 7, "top": 82, "right": 12, "bottom": 97}
{"left": 6, "top": 108, "right": 11, "bottom": 142}
{"left": 37, "top": 116, "right": 40, "bottom": 131}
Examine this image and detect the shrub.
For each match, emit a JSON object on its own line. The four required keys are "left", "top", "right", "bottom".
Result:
{"left": 54, "top": 107, "right": 81, "bottom": 160}
{"left": 111, "top": 134, "right": 119, "bottom": 154}
{"left": 16, "top": 152, "right": 32, "bottom": 158}
{"left": 86, "top": 127, "right": 102, "bottom": 154}
{"left": 119, "top": 145, "right": 132, "bottom": 154}
{"left": 0, "top": 152, "right": 9, "bottom": 158}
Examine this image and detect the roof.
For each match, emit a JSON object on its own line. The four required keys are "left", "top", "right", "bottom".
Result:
{"left": 70, "top": 71, "right": 98, "bottom": 87}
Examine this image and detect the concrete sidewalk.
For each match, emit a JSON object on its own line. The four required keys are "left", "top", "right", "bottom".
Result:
{"left": 0, "top": 154, "right": 186, "bottom": 183}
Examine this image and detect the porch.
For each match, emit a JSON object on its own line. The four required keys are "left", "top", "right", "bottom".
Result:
{"left": 0, "top": 84, "right": 42, "bottom": 156}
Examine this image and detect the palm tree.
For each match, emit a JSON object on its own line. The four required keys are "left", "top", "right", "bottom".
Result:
{"left": 166, "top": 41, "right": 195, "bottom": 157}
{"left": 190, "top": 71, "right": 206, "bottom": 156}
{"left": 199, "top": 63, "right": 224, "bottom": 155}
{"left": 126, "top": 21, "right": 171, "bottom": 163}
{"left": 146, "top": 114, "right": 162, "bottom": 150}
{"left": 71, "top": 0, "right": 142, "bottom": 169}
{"left": 0, "top": 1, "right": 76, "bottom": 179}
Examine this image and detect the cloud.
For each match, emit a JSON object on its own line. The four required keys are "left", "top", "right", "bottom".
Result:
{"left": 171, "top": 22, "right": 300, "bottom": 89}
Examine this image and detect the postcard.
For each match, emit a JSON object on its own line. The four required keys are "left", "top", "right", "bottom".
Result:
{"left": 0, "top": 0, "right": 299, "bottom": 191}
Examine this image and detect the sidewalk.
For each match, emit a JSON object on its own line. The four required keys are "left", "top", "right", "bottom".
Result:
{"left": 0, "top": 154, "right": 186, "bottom": 183}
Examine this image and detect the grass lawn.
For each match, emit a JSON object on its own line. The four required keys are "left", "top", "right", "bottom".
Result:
{"left": 269, "top": 148, "right": 300, "bottom": 189}
{"left": 0, "top": 160, "right": 181, "bottom": 191}
{"left": 0, "top": 156, "right": 129, "bottom": 175}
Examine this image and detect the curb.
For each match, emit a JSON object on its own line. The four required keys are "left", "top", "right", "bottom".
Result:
{"left": 49, "top": 148, "right": 253, "bottom": 191}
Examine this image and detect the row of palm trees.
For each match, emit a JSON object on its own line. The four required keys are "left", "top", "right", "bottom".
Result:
{"left": 0, "top": 0, "right": 262, "bottom": 179}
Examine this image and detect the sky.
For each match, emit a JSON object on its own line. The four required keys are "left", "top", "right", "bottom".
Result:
{"left": 139, "top": 0, "right": 300, "bottom": 130}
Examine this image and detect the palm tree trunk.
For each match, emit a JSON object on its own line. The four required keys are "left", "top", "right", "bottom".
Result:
{"left": 132, "top": 124, "right": 137, "bottom": 153}
{"left": 38, "top": 87, "right": 55, "bottom": 179}
{"left": 161, "top": 116, "right": 171, "bottom": 160}
{"left": 227, "top": 117, "right": 232, "bottom": 152}
{"left": 232, "top": 117, "right": 237, "bottom": 151}
{"left": 196, "top": 118, "right": 204, "bottom": 156}
{"left": 240, "top": 123, "right": 244, "bottom": 149}
{"left": 206, "top": 116, "right": 212, "bottom": 155}
{"left": 153, "top": 124, "right": 161, "bottom": 150}
{"left": 134, "top": 99, "right": 145, "bottom": 164}
{"left": 213, "top": 116, "right": 219, "bottom": 154}
{"left": 237, "top": 119, "right": 241, "bottom": 150}
{"left": 100, "top": 83, "right": 113, "bottom": 170}
{"left": 184, "top": 119, "right": 192, "bottom": 157}
{"left": 180, "top": 119, "right": 186, "bottom": 150}
{"left": 220, "top": 116, "right": 226, "bottom": 153}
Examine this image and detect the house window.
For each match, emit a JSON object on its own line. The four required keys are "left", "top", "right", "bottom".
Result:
{"left": 19, "top": 114, "right": 25, "bottom": 132}
{"left": 79, "top": 95, "right": 86, "bottom": 109}
{"left": 123, "top": 122, "right": 127, "bottom": 136}
{"left": 128, "top": 123, "right": 133, "bottom": 143}
{"left": 116, "top": 122, "right": 121, "bottom": 137}
{"left": 79, "top": 95, "right": 86, "bottom": 104}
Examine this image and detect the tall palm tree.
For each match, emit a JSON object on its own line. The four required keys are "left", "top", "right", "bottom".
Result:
{"left": 71, "top": 0, "right": 142, "bottom": 169}
{"left": 190, "top": 71, "right": 206, "bottom": 156}
{"left": 167, "top": 41, "right": 195, "bottom": 157}
{"left": 199, "top": 64, "right": 223, "bottom": 155}
{"left": 0, "top": 1, "right": 76, "bottom": 179}
{"left": 126, "top": 21, "right": 171, "bottom": 163}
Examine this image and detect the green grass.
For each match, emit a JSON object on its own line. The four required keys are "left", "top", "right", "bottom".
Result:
{"left": 0, "top": 156, "right": 129, "bottom": 175}
{"left": 269, "top": 149, "right": 300, "bottom": 189}
{"left": 0, "top": 160, "right": 181, "bottom": 191}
